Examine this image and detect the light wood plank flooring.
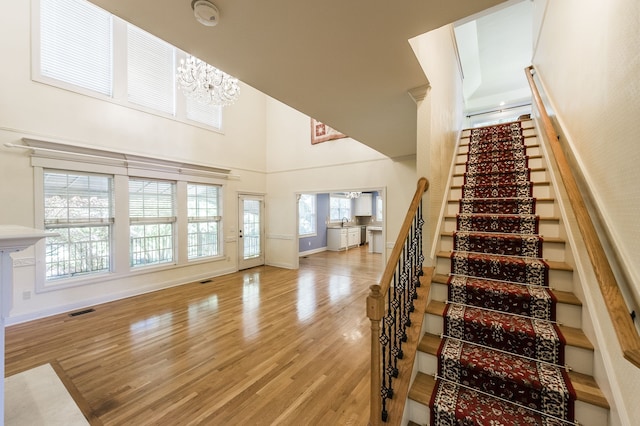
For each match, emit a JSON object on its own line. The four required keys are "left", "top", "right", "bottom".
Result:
{"left": 5, "top": 247, "right": 383, "bottom": 425}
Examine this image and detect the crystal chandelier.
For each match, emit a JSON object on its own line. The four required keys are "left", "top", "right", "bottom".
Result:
{"left": 176, "top": 55, "right": 240, "bottom": 106}
{"left": 345, "top": 192, "right": 362, "bottom": 199}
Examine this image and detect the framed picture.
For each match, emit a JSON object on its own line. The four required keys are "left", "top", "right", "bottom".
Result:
{"left": 311, "top": 118, "right": 347, "bottom": 144}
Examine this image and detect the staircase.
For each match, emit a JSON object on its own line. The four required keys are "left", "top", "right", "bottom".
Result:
{"left": 406, "top": 119, "right": 611, "bottom": 425}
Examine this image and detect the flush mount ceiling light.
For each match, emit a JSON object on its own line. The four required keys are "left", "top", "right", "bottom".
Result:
{"left": 192, "top": 0, "right": 220, "bottom": 27}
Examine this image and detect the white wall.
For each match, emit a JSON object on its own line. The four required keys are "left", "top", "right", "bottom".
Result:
{"left": 410, "top": 25, "right": 466, "bottom": 264}
{"left": 532, "top": 0, "right": 640, "bottom": 423}
{"left": 264, "top": 98, "right": 417, "bottom": 269}
{"left": 0, "top": 1, "right": 268, "bottom": 323}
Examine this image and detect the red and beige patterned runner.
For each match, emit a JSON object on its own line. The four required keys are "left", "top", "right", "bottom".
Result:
{"left": 432, "top": 120, "right": 575, "bottom": 424}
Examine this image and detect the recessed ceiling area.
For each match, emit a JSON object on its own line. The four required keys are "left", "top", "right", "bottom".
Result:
{"left": 455, "top": 0, "right": 533, "bottom": 116}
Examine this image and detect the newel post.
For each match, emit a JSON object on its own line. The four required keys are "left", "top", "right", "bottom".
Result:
{"left": 367, "top": 284, "right": 384, "bottom": 426}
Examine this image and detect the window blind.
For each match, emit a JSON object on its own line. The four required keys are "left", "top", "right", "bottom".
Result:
{"left": 127, "top": 24, "right": 175, "bottom": 114}
{"left": 40, "top": 0, "right": 112, "bottom": 96}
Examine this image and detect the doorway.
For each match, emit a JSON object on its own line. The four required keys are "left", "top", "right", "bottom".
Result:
{"left": 238, "top": 194, "right": 265, "bottom": 270}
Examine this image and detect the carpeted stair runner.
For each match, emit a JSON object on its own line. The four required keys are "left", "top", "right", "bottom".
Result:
{"left": 431, "top": 121, "right": 576, "bottom": 425}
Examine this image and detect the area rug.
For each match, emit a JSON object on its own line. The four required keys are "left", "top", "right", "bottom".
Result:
{"left": 5, "top": 363, "right": 89, "bottom": 425}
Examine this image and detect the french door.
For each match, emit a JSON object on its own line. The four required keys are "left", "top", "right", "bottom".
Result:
{"left": 238, "top": 194, "right": 265, "bottom": 270}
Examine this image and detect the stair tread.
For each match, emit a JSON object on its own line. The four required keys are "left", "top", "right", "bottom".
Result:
{"left": 436, "top": 250, "right": 574, "bottom": 271}
{"left": 454, "top": 166, "right": 546, "bottom": 177}
{"left": 444, "top": 214, "right": 560, "bottom": 222}
{"left": 415, "top": 333, "right": 607, "bottom": 408}
{"left": 448, "top": 197, "right": 555, "bottom": 203}
{"left": 441, "top": 231, "right": 565, "bottom": 244}
{"left": 425, "top": 300, "right": 592, "bottom": 350}
{"left": 430, "top": 273, "right": 581, "bottom": 306}
{"left": 451, "top": 181, "right": 549, "bottom": 188}
{"left": 455, "top": 155, "right": 544, "bottom": 167}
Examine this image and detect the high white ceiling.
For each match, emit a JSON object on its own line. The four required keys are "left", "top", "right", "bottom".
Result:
{"left": 455, "top": 0, "right": 533, "bottom": 115}
{"left": 88, "top": 0, "right": 507, "bottom": 158}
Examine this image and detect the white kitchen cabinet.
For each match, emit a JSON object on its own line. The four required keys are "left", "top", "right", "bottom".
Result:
{"left": 327, "top": 228, "right": 348, "bottom": 251}
{"left": 354, "top": 193, "right": 373, "bottom": 216}
{"left": 347, "top": 227, "right": 360, "bottom": 247}
{"left": 327, "top": 227, "right": 360, "bottom": 251}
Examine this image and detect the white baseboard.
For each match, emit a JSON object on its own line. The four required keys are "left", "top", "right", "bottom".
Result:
{"left": 298, "top": 247, "right": 327, "bottom": 257}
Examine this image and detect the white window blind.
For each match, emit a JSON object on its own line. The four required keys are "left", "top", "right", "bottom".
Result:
{"left": 187, "top": 184, "right": 221, "bottom": 259}
{"left": 129, "top": 179, "right": 176, "bottom": 267}
{"left": 44, "top": 171, "right": 113, "bottom": 280}
{"left": 186, "top": 97, "right": 222, "bottom": 129}
{"left": 127, "top": 25, "right": 175, "bottom": 114}
{"left": 40, "top": 0, "right": 112, "bottom": 96}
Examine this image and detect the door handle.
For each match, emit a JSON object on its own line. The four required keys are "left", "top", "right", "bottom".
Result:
{"left": 239, "top": 229, "right": 243, "bottom": 238}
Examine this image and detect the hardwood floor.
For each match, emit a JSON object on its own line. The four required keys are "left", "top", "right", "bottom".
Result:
{"left": 5, "top": 247, "right": 383, "bottom": 425}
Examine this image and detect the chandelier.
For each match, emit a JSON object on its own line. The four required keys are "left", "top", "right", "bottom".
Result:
{"left": 345, "top": 192, "right": 362, "bottom": 199}
{"left": 176, "top": 55, "right": 240, "bottom": 106}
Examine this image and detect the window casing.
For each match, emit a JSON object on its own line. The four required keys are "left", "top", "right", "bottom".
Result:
{"left": 329, "top": 195, "right": 351, "bottom": 222}
{"left": 298, "top": 194, "right": 317, "bottom": 237}
{"left": 43, "top": 171, "right": 113, "bottom": 280}
{"left": 34, "top": 0, "right": 223, "bottom": 130}
{"left": 129, "top": 179, "right": 176, "bottom": 267}
{"left": 187, "top": 183, "right": 221, "bottom": 259}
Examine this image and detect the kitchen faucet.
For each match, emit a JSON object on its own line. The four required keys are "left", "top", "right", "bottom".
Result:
{"left": 341, "top": 217, "right": 349, "bottom": 227}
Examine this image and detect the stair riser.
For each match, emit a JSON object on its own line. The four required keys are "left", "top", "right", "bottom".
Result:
{"left": 446, "top": 198, "right": 557, "bottom": 216}
{"left": 453, "top": 156, "right": 545, "bottom": 175}
{"left": 456, "top": 145, "right": 542, "bottom": 163}
{"left": 451, "top": 168, "right": 549, "bottom": 186}
{"left": 438, "top": 234, "right": 566, "bottom": 262}
{"left": 423, "top": 312, "right": 593, "bottom": 375}
{"left": 429, "top": 281, "right": 582, "bottom": 329}
{"left": 442, "top": 216, "right": 561, "bottom": 238}
{"left": 434, "top": 257, "right": 574, "bottom": 292}
{"left": 407, "top": 390, "right": 608, "bottom": 426}
{"left": 449, "top": 183, "right": 553, "bottom": 200}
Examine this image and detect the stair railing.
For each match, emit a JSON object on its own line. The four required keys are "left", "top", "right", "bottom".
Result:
{"left": 367, "top": 177, "right": 429, "bottom": 425}
{"left": 525, "top": 65, "right": 640, "bottom": 368}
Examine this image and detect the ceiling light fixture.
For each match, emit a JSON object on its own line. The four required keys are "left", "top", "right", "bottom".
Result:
{"left": 176, "top": 55, "right": 240, "bottom": 106}
{"left": 345, "top": 192, "right": 362, "bottom": 199}
{"left": 192, "top": 0, "right": 220, "bottom": 27}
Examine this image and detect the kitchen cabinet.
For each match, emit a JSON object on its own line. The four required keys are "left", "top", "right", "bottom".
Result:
{"left": 327, "top": 227, "right": 360, "bottom": 251}
{"left": 354, "top": 193, "right": 373, "bottom": 216}
{"left": 347, "top": 227, "right": 360, "bottom": 247}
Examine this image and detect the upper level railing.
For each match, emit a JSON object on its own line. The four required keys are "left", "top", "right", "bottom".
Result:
{"left": 367, "top": 177, "right": 429, "bottom": 424}
{"left": 525, "top": 65, "right": 640, "bottom": 368}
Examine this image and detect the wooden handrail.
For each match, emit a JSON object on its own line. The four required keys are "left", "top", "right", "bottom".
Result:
{"left": 372, "top": 177, "right": 429, "bottom": 301}
{"left": 367, "top": 177, "right": 429, "bottom": 425}
{"left": 525, "top": 65, "right": 640, "bottom": 368}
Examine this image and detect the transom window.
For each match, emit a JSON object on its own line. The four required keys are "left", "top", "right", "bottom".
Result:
{"left": 35, "top": 0, "right": 223, "bottom": 130}
{"left": 43, "top": 171, "right": 113, "bottom": 280}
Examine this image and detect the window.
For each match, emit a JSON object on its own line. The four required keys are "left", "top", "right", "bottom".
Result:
{"left": 330, "top": 194, "right": 351, "bottom": 222}
{"left": 129, "top": 179, "right": 176, "bottom": 267}
{"left": 127, "top": 24, "right": 175, "bottom": 114}
{"left": 40, "top": 0, "right": 112, "bottom": 96}
{"left": 36, "top": 0, "right": 225, "bottom": 130}
{"left": 376, "top": 195, "right": 383, "bottom": 222}
{"left": 187, "top": 183, "right": 221, "bottom": 259}
{"left": 43, "top": 171, "right": 113, "bottom": 280}
{"left": 298, "top": 194, "right": 316, "bottom": 236}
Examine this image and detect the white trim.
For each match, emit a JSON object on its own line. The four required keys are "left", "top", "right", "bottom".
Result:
{"left": 298, "top": 247, "right": 327, "bottom": 257}
{"left": 6, "top": 265, "right": 236, "bottom": 325}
